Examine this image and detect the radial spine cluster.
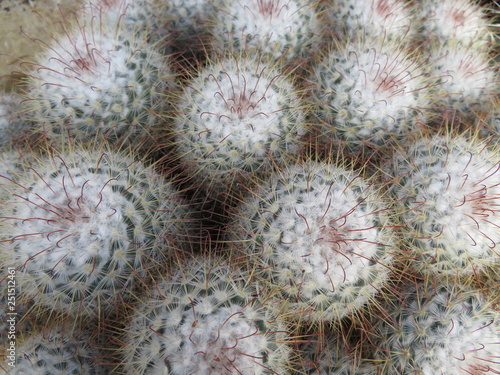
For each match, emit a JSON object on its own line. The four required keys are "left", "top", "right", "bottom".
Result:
{"left": 229, "top": 161, "right": 395, "bottom": 322}
{"left": 122, "top": 256, "right": 291, "bottom": 375}
{"left": 0, "top": 147, "right": 194, "bottom": 317}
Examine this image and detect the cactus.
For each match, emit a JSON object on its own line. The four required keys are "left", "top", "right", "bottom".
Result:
{"left": 373, "top": 280, "right": 500, "bottom": 375}
{"left": 383, "top": 133, "right": 500, "bottom": 278}
{"left": 20, "top": 2, "right": 177, "bottom": 148}
{"left": 0, "top": 145, "right": 195, "bottom": 318}
{"left": 308, "top": 35, "right": 431, "bottom": 157}
{"left": 1, "top": 322, "right": 106, "bottom": 374}
{"left": 120, "top": 255, "right": 292, "bottom": 375}
{"left": 425, "top": 40, "right": 497, "bottom": 127}
{"left": 171, "top": 53, "right": 307, "bottom": 191}
{"left": 228, "top": 160, "right": 395, "bottom": 323}
{"left": 96, "top": 0, "right": 215, "bottom": 57}
{"left": 211, "top": 0, "right": 321, "bottom": 65}
{"left": 1, "top": 0, "right": 499, "bottom": 372}
{"left": 318, "top": 0, "right": 414, "bottom": 43}
{"left": 95, "top": 0, "right": 165, "bottom": 36}
{"left": 417, "top": 0, "right": 492, "bottom": 47}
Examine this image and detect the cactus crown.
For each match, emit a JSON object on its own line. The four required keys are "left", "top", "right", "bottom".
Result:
{"left": 386, "top": 134, "right": 500, "bottom": 276}
{"left": 229, "top": 161, "right": 395, "bottom": 322}
{"left": 309, "top": 36, "right": 430, "bottom": 154}
{"left": 428, "top": 41, "right": 496, "bottom": 119}
{"left": 212, "top": 0, "right": 320, "bottom": 63}
{"left": 375, "top": 281, "right": 500, "bottom": 374}
{"left": 173, "top": 53, "right": 306, "bottom": 182}
{"left": 21, "top": 1, "right": 176, "bottom": 146}
{"left": 420, "top": 0, "right": 490, "bottom": 46}
{"left": 122, "top": 256, "right": 291, "bottom": 375}
{"left": 320, "top": 0, "right": 413, "bottom": 42}
{"left": 0, "top": 146, "right": 193, "bottom": 316}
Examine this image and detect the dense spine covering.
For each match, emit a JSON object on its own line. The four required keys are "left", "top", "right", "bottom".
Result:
{"left": 121, "top": 256, "right": 292, "bottom": 375}
{"left": 308, "top": 36, "right": 430, "bottom": 156}
{"left": 417, "top": 0, "right": 492, "bottom": 47}
{"left": 20, "top": 2, "right": 177, "bottom": 148}
{"left": 212, "top": 0, "right": 321, "bottom": 65}
{"left": 228, "top": 161, "right": 395, "bottom": 323}
{"left": 172, "top": 54, "right": 307, "bottom": 189}
{"left": 373, "top": 281, "right": 500, "bottom": 374}
{"left": 1, "top": 324, "right": 105, "bottom": 374}
{"left": 0, "top": 147, "right": 195, "bottom": 317}
{"left": 101, "top": 0, "right": 216, "bottom": 56}
{"left": 0, "top": 0, "right": 498, "bottom": 372}
{"left": 428, "top": 42, "right": 497, "bottom": 125}
{"left": 96, "top": 0, "right": 165, "bottom": 35}
{"left": 384, "top": 134, "right": 500, "bottom": 278}
{"left": 318, "top": 0, "right": 413, "bottom": 43}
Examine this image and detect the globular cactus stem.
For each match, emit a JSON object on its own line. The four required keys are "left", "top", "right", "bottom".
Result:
{"left": 121, "top": 255, "right": 292, "bottom": 375}
{"left": 212, "top": 0, "right": 321, "bottom": 66}
{"left": 228, "top": 160, "right": 396, "bottom": 323}
{"left": 308, "top": 35, "right": 431, "bottom": 158}
{"left": 19, "top": 1, "right": 177, "bottom": 149}
{"left": 0, "top": 144, "right": 195, "bottom": 318}
{"left": 373, "top": 280, "right": 500, "bottom": 374}
{"left": 318, "top": 0, "right": 414, "bottom": 43}
{"left": 171, "top": 52, "right": 307, "bottom": 195}
{"left": 383, "top": 133, "right": 500, "bottom": 280}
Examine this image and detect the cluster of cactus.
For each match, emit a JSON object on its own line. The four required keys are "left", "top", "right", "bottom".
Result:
{"left": 0, "top": 0, "right": 498, "bottom": 373}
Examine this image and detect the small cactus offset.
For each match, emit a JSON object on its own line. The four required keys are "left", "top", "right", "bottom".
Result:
{"left": 384, "top": 133, "right": 500, "bottom": 279}
{"left": 171, "top": 53, "right": 307, "bottom": 191}
{"left": 19, "top": 1, "right": 177, "bottom": 148}
{"left": 120, "top": 255, "right": 292, "bottom": 375}
{"left": 228, "top": 160, "right": 395, "bottom": 323}
{"left": 373, "top": 280, "right": 500, "bottom": 375}
{"left": 0, "top": 145, "right": 195, "bottom": 318}
{"left": 308, "top": 35, "right": 431, "bottom": 157}
{"left": 212, "top": 0, "right": 321, "bottom": 65}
